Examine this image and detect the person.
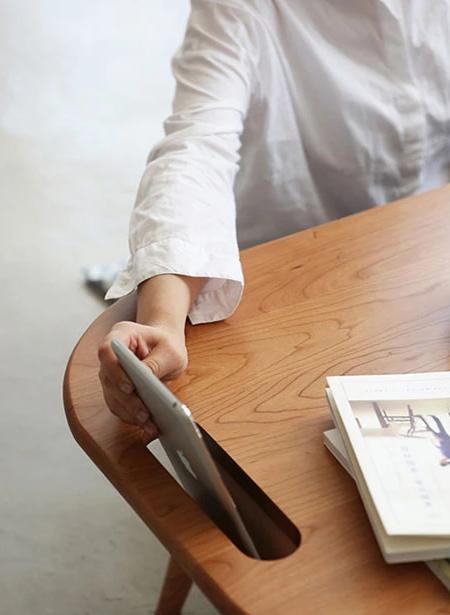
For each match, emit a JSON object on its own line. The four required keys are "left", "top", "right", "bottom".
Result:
{"left": 97, "top": 1, "right": 450, "bottom": 438}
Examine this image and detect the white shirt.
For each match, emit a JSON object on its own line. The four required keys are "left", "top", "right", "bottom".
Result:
{"left": 107, "top": 0, "right": 450, "bottom": 323}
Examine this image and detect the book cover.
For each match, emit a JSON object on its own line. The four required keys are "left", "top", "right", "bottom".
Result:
{"left": 327, "top": 373, "right": 450, "bottom": 537}
{"left": 324, "top": 387, "right": 450, "bottom": 562}
{"left": 323, "top": 427, "right": 450, "bottom": 591}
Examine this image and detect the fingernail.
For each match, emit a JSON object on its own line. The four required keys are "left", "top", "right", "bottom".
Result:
{"left": 120, "top": 382, "right": 134, "bottom": 395}
{"left": 136, "top": 410, "right": 149, "bottom": 424}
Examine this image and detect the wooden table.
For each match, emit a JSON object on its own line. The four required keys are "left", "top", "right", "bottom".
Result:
{"left": 63, "top": 187, "right": 450, "bottom": 614}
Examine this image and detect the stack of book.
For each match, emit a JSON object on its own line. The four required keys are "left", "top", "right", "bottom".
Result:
{"left": 324, "top": 372, "right": 450, "bottom": 591}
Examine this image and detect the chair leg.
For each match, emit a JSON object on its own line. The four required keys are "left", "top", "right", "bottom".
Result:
{"left": 154, "top": 555, "right": 193, "bottom": 615}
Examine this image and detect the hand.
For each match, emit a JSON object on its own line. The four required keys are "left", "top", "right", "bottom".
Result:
{"left": 98, "top": 320, "right": 188, "bottom": 439}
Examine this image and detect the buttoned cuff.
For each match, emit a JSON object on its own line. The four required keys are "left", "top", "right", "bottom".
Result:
{"left": 105, "top": 238, "right": 244, "bottom": 324}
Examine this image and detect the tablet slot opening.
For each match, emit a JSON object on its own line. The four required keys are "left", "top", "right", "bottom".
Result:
{"left": 198, "top": 425, "right": 301, "bottom": 560}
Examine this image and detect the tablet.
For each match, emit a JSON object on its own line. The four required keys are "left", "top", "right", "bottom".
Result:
{"left": 111, "top": 338, "right": 260, "bottom": 558}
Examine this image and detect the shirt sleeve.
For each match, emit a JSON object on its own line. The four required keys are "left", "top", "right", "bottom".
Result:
{"left": 105, "top": 0, "right": 258, "bottom": 324}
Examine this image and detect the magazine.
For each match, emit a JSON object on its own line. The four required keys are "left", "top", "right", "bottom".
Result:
{"left": 324, "top": 379, "right": 450, "bottom": 562}
{"left": 326, "top": 373, "right": 450, "bottom": 537}
{"left": 323, "top": 427, "right": 450, "bottom": 591}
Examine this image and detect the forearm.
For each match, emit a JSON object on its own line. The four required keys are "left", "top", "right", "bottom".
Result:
{"left": 136, "top": 274, "right": 206, "bottom": 333}
{"left": 106, "top": 3, "right": 251, "bottom": 321}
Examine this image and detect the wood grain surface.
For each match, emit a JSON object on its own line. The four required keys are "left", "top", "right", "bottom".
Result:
{"left": 64, "top": 186, "right": 450, "bottom": 614}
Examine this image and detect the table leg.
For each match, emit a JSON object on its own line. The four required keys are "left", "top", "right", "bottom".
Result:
{"left": 154, "top": 555, "right": 193, "bottom": 615}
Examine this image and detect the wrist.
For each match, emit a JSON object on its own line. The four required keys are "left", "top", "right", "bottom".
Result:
{"left": 137, "top": 312, "right": 187, "bottom": 337}
{"left": 136, "top": 274, "right": 205, "bottom": 333}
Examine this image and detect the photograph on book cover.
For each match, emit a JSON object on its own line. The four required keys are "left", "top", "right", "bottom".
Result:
{"left": 347, "top": 397, "right": 450, "bottom": 532}
{"left": 350, "top": 399, "right": 450, "bottom": 467}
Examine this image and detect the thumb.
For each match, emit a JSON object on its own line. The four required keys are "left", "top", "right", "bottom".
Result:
{"left": 142, "top": 340, "right": 187, "bottom": 382}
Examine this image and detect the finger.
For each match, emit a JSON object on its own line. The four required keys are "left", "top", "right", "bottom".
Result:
{"left": 103, "top": 359, "right": 160, "bottom": 438}
{"left": 98, "top": 335, "right": 135, "bottom": 395}
{"left": 106, "top": 389, "right": 157, "bottom": 433}
{"left": 99, "top": 361, "right": 134, "bottom": 397}
{"left": 105, "top": 383, "right": 153, "bottom": 426}
{"left": 142, "top": 419, "right": 159, "bottom": 440}
{"left": 135, "top": 334, "right": 150, "bottom": 360}
{"left": 102, "top": 389, "right": 136, "bottom": 425}
{"left": 100, "top": 369, "right": 148, "bottom": 422}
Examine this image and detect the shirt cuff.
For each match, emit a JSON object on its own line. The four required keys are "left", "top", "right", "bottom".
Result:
{"left": 105, "top": 237, "right": 244, "bottom": 324}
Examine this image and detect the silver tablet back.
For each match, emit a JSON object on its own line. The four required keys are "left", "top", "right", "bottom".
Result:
{"left": 111, "top": 339, "right": 259, "bottom": 558}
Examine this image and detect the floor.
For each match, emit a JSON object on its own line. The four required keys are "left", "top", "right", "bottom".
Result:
{"left": 0, "top": 1, "right": 218, "bottom": 613}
